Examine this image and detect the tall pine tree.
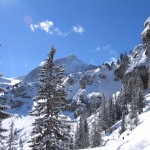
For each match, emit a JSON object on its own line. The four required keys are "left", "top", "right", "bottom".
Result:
{"left": 6, "top": 121, "right": 18, "bottom": 150}
{"left": 30, "top": 45, "right": 72, "bottom": 150}
{"left": 90, "top": 113, "right": 103, "bottom": 148}
{"left": 75, "top": 114, "right": 89, "bottom": 149}
{"left": 0, "top": 45, "right": 11, "bottom": 147}
{"left": 98, "top": 93, "right": 110, "bottom": 132}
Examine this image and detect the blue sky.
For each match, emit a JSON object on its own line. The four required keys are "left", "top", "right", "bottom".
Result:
{"left": 0, "top": 0, "right": 150, "bottom": 77}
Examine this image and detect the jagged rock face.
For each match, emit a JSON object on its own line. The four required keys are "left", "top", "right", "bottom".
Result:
{"left": 142, "top": 17, "right": 150, "bottom": 56}
{"left": 79, "top": 74, "right": 93, "bottom": 89}
{"left": 126, "top": 66, "right": 148, "bottom": 89}
{"left": 114, "top": 65, "right": 126, "bottom": 79}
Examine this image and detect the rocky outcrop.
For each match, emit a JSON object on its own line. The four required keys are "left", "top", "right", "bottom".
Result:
{"left": 79, "top": 74, "right": 93, "bottom": 89}
{"left": 123, "top": 18, "right": 150, "bottom": 89}
{"left": 126, "top": 66, "right": 148, "bottom": 89}
{"left": 142, "top": 17, "right": 150, "bottom": 56}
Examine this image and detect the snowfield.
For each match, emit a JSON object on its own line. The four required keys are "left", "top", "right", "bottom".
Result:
{"left": 82, "top": 94, "right": 150, "bottom": 150}
{"left": 1, "top": 52, "right": 150, "bottom": 150}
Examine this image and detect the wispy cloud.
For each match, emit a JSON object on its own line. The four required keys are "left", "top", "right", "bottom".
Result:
{"left": 72, "top": 25, "right": 85, "bottom": 34}
{"left": 96, "top": 46, "right": 101, "bottom": 51}
{"left": 30, "top": 20, "right": 54, "bottom": 34}
{"left": 25, "top": 64, "right": 28, "bottom": 67}
{"left": 103, "top": 45, "right": 111, "bottom": 50}
{"left": 29, "top": 20, "right": 85, "bottom": 37}
{"left": 96, "top": 45, "right": 118, "bottom": 63}
{"left": 53, "top": 28, "right": 70, "bottom": 37}
{"left": 109, "top": 50, "right": 117, "bottom": 57}
{"left": 110, "top": 57, "right": 117, "bottom": 62}
{"left": 96, "top": 45, "right": 111, "bottom": 51}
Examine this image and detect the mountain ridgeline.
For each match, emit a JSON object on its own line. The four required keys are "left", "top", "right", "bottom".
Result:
{"left": 23, "top": 54, "right": 96, "bottom": 83}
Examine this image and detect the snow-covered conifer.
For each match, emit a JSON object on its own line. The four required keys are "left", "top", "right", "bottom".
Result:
{"left": 98, "top": 93, "right": 110, "bottom": 132}
{"left": 0, "top": 53, "right": 11, "bottom": 147}
{"left": 119, "top": 111, "right": 126, "bottom": 134}
{"left": 75, "top": 114, "right": 89, "bottom": 149}
{"left": 90, "top": 113, "right": 103, "bottom": 148}
{"left": 6, "top": 121, "right": 18, "bottom": 150}
{"left": 30, "top": 45, "right": 72, "bottom": 150}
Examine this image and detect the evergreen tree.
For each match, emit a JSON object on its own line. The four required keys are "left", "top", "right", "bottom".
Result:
{"left": 135, "top": 76, "right": 144, "bottom": 114}
{"left": 138, "top": 89, "right": 144, "bottom": 114}
{"left": 133, "top": 111, "right": 139, "bottom": 126}
{"left": 117, "top": 84, "right": 128, "bottom": 115}
{"left": 74, "top": 122, "right": 80, "bottom": 149}
{"left": 99, "top": 93, "right": 110, "bottom": 132}
{"left": 75, "top": 114, "right": 89, "bottom": 149}
{"left": 0, "top": 46, "right": 11, "bottom": 147}
{"left": 90, "top": 113, "right": 103, "bottom": 148}
{"left": 107, "top": 97, "right": 116, "bottom": 126}
{"left": 114, "top": 99, "right": 122, "bottom": 121}
{"left": 30, "top": 45, "right": 72, "bottom": 150}
{"left": 7, "top": 121, "right": 18, "bottom": 150}
{"left": 19, "top": 138, "right": 23, "bottom": 150}
{"left": 129, "top": 90, "right": 138, "bottom": 131}
{"left": 129, "top": 76, "right": 144, "bottom": 130}
{"left": 119, "top": 111, "right": 126, "bottom": 134}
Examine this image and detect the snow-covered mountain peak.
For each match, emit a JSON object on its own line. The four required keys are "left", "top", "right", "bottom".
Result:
{"left": 142, "top": 22, "right": 150, "bottom": 36}
{"left": 23, "top": 54, "right": 96, "bottom": 83}
{"left": 55, "top": 53, "right": 87, "bottom": 65}
{"left": 66, "top": 54, "right": 78, "bottom": 60}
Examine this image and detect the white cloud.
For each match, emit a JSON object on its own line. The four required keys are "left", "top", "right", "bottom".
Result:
{"left": 110, "top": 57, "right": 117, "bottom": 62}
{"left": 29, "top": 20, "right": 85, "bottom": 37}
{"left": 96, "top": 46, "right": 101, "bottom": 51}
{"left": 103, "top": 45, "right": 110, "bottom": 50}
{"left": 54, "top": 28, "right": 69, "bottom": 37}
{"left": 25, "top": 64, "right": 28, "bottom": 67}
{"left": 39, "top": 20, "right": 54, "bottom": 33}
{"left": 109, "top": 50, "right": 117, "bottom": 56}
{"left": 30, "top": 20, "right": 54, "bottom": 33}
{"left": 96, "top": 45, "right": 111, "bottom": 52}
{"left": 30, "top": 24, "right": 38, "bottom": 32}
{"left": 72, "top": 25, "right": 85, "bottom": 34}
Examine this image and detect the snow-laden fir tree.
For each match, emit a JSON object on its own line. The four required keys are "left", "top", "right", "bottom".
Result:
{"left": 98, "top": 93, "right": 110, "bottom": 133}
{"left": 0, "top": 46, "right": 11, "bottom": 147}
{"left": 107, "top": 97, "right": 116, "bottom": 126}
{"left": 119, "top": 111, "right": 126, "bottom": 134}
{"left": 6, "top": 121, "right": 18, "bottom": 150}
{"left": 75, "top": 113, "right": 89, "bottom": 149}
{"left": 129, "top": 76, "right": 144, "bottom": 130}
{"left": 135, "top": 76, "right": 144, "bottom": 114}
{"left": 90, "top": 113, "right": 103, "bottom": 148}
{"left": 30, "top": 45, "right": 72, "bottom": 150}
{"left": 19, "top": 138, "right": 23, "bottom": 150}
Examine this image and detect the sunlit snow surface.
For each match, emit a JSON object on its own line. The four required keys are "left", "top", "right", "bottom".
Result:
{"left": 2, "top": 53, "right": 150, "bottom": 149}
{"left": 82, "top": 94, "right": 150, "bottom": 150}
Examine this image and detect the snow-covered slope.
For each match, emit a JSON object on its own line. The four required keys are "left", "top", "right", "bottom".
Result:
{"left": 82, "top": 93, "right": 150, "bottom": 150}
{"left": 0, "top": 61, "right": 121, "bottom": 149}
{"left": 64, "top": 66, "right": 121, "bottom": 100}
